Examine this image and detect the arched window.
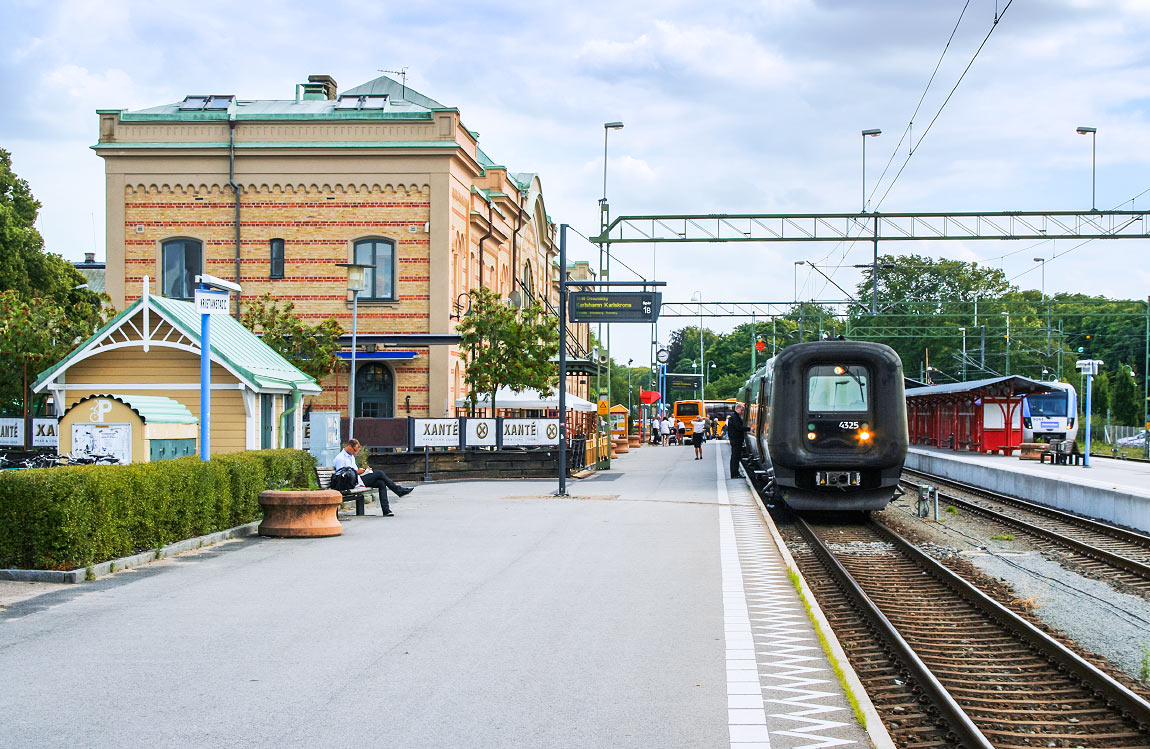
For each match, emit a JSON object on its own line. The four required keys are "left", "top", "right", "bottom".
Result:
{"left": 161, "top": 238, "right": 202, "bottom": 300}
{"left": 522, "top": 260, "right": 534, "bottom": 297}
{"left": 355, "top": 363, "right": 393, "bottom": 418}
{"left": 353, "top": 238, "right": 396, "bottom": 300}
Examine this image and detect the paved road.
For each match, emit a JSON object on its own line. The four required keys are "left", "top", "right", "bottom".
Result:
{"left": 1, "top": 443, "right": 732, "bottom": 748}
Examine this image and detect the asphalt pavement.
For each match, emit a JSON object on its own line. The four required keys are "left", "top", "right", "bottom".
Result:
{"left": 0, "top": 442, "right": 733, "bottom": 748}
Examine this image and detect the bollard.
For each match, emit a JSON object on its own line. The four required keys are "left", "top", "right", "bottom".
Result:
{"left": 932, "top": 487, "right": 940, "bottom": 522}
{"left": 423, "top": 445, "right": 432, "bottom": 482}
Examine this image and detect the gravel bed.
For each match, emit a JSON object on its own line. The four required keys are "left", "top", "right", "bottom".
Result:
{"left": 880, "top": 490, "right": 1150, "bottom": 684}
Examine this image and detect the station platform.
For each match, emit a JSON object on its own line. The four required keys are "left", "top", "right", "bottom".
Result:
{"left": 907, "top": 446, "right": 1150, "bottom": 533}
{"left": 0, "top": 442, "right": 889, "bottom": 748}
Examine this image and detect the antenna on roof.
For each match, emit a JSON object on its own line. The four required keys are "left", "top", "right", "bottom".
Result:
{"left": 378, "top": 68, "right": 409, "bottom": 100}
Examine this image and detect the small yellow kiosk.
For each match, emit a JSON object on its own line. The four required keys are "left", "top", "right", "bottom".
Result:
{"left": 59, "top": 394, "right": 199, "bottom": 464}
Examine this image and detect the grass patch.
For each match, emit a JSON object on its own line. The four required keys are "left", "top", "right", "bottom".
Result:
{"left": 944, "top": 505, "right": 958, "bottom": 515}
{"left": 989, "top": 534, "right": 1015, "bottom": 541}
{"left": 1139, "top": 643, "right": 1150, "bottom": 685}
{"left": 787, "top": 568, "right": 866, "bottom": 730}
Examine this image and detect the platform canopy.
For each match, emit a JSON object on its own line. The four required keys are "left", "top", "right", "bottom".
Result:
{"left": 455, "top": 387, "right": 596, "bottom": 412}
{"left": 904, "top": 375, "right": 1056, "bottom": 399}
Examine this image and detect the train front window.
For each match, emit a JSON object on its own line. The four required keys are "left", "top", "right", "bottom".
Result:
{"left": 1027, "top": 393, "right": 1068, "bottom": 417}
{"left": 807, "top": 365, "right": 869, "bottom": 412}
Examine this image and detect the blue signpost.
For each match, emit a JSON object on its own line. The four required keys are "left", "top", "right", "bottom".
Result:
{"left": 1076, "top": 358, "right": 1103, "bottom": 468}
{"left": 194, "top": 276, "right": 240, "bottom": 461}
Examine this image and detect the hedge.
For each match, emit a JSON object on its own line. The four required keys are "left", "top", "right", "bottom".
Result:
{"left": 0, "top": 449, "right": 316, "bottom": 571}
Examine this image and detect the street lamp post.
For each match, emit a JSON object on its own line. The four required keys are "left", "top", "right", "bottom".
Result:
{"left": 793, "top": 260, "right": 805, "bottom": 342}
{"left": 1034, "top": 257, "right": 1051, "bottom": 356}
{"left": 959, "top": 327, "right": 967, "bottom": 381}
{"left": 706, "top": 360, "right": 716, "bottom": 395}
{"left": 861, "top": 128, "right": 881, "bottom": 212}
{"left": 1076, "top": 126, "right": 1097, "bottom": 211}
{"left": 599, "top": 121, "right": 624, "bottom": 467}
{"left": 336, "top": 261, "right": 375, "bottom": 441}
{"left": 862, "top": 129, "right": 882, "bottom": 314}
{"left": 627, "top": 358, "right": 633, "bottom": 420}
{"left": 692, "top": 290, "right": 704, "bottom": 396}
{"left": 1002, "top": 311, "right": 1011, "bottom": 376}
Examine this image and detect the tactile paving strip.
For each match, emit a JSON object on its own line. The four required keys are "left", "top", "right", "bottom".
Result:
{"left": 726, "top": 479, "right": 867, "bottom": 749}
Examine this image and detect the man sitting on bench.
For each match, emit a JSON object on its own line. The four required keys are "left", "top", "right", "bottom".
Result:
{"left": 333, "top": 439, "right": 413, "bottom": 517}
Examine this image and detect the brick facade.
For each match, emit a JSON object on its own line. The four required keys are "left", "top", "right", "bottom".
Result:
{"left": 96, "top": 75, "right": 590, "bottom": 420}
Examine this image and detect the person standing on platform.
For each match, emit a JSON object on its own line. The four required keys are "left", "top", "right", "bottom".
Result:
{"left": 651, "top": 415, "right": 663, "bottom": 445}
{"left": 659, "top": 415, "right": 671, "bottom": 446}
{"left": 726, "top": 404, "right": 748, "bottom": 479}
{"left": 691, "top": 415, "right": 707, "bottom": 459}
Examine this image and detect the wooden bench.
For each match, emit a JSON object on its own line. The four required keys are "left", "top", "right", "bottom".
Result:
{"left": 315, "top": 467, "right": 378, "bottom": 516}
{"left": 1018, "top": 442, "right": 1047, "bottom": 461}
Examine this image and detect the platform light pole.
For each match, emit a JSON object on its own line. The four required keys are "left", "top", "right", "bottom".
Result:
{"left": 1002, "top": 311, "right": 1011, "bottom": 375}
{"left": 706, "top": 360, "right": 716, "bottom": 396}
{"left": 861, "top": 129, "right": 881, "bottom": 212}
{"left": 959, "top": 327, "right": 967, "bottom": 381}
{"left": 1076, "top": 126, "right": 1097, "bottom": 211}
{"left": 793, "top": 261, "right": 805, "bottom": 342}
{"left": 692, "top": 290, "right": 704, "bottom": 395}
{"left": 1034, "top": 257, "right": 1051, "bottom": 357}
{"left": 862, "top": 129, "right": 882, "bottom": 313}
{"left": 599, "top": 121, "right": 624, "bottom": 467}
{"left": 337, "top": 261, "right": 374, "bottom": 441}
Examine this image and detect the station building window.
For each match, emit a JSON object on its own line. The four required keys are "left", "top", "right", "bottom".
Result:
{"left": 161, "top": 238, "right": 202, "bottom": 300}
{"left": 269, "top": 238, "right": 285, "bottom": 279}
{"left": 353, "top": 238, "right": 396, "bottom": 301}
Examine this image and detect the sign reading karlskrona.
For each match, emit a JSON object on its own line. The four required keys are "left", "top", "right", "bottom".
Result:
{"left": 568, "top": 292, "right": 660, "bottom": 323}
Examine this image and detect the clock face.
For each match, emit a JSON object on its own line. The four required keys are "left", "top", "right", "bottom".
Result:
{"left": 656, "top": 348, "right": 670, "bottom": 363}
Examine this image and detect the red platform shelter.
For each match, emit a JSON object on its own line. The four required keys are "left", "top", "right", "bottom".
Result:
{"left": 905, "top": 376, "right": 1055, "bottom": 455}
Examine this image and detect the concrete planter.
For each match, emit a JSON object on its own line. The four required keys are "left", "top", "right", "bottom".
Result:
{"left": 258, "top": 490, "right": 343, "bottom": 538}
{"left": 614, "top": 437, "right": 629, "bottom": 454}
{"left": 628, "top": 435, "right": 641, "bottom": 447}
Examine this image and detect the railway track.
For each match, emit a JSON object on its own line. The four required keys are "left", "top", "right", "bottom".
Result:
{"left": 901, "top": 468, "right": 1150, "bottom": 597}
{"left": 778, "top": 513, "right": 1150, "bottom": 747}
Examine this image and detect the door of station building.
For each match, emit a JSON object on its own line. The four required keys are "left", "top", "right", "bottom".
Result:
{"left": 355, "top": 363, "right": 394, "bottom": 418}
{"left": 261, "top": 394, "right": 274, "bottom": 449}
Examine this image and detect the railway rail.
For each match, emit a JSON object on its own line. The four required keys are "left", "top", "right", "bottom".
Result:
{"left": 901, "top": 467, "right": 1150, "bottom": 597}
{"left": 778, "top": 512, "right": 1150, "bottom": 747}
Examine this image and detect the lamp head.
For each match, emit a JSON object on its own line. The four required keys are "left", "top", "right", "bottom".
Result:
{"left": 604, "top": 121, "right": 624, "bottom": 130}
{"left": 1076, "top": 126, "right": 1096, "bottom": 135}
{"left": 1033, "top": 257, "right": 1044, "bottom": 262}
{"left": 195, "top": 274, "right": 242, "bottom": 293}
{"left": 336, "top": 262, "right": 376, "bottom": 292}
{"left": 862, "top": 128, "right": 882, "bottom": 137}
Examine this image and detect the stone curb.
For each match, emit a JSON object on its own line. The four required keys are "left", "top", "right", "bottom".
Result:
{"left": 0, "top": 521, "right": 262, "bottom": 584}
{"left": 741, "top": 473, "right": 896, "bottom": 749}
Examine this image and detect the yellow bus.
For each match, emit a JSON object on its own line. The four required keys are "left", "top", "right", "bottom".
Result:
{"left": 705, "top": 399, "right": 739, "bottom": 438}
{"left": 671, "top": 400, "right": 706, "bottom": 437}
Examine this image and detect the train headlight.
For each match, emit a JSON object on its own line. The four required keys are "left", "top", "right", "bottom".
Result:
{"left": 833, "top": 365, "right": 846, "bottom": 375}
{"left": 807, "top": 431, "right": 817, "bottom": 441}
{"left": 858, "top": 430, "right": 872, "bottom": 441}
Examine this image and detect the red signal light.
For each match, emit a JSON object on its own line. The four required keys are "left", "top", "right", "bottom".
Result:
{"left": 755, "top": 340, "right": 766, "bottom": 352}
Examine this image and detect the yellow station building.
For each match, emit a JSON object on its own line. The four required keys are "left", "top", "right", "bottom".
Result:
{"left": 93, "top": 74, "right": 593, "bottom": 425}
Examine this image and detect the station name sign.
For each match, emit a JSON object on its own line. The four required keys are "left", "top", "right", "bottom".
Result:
{"left": 195, "top": 289, "right": 230, "bottom": 315}
{"left": 568, "top": 292, "right": 661, "bottom": 323}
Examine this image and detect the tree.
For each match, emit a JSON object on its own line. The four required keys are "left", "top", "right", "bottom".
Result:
{"left": 1110, "top": 365, "right": 1141, "bottom": 425}
{"left": 0, "top": 149, "right": 111, "bottom": 418}
{"left": 240, "top": 294, "right": 343, "bottom": 383}
{"left": 0, "top": 290, "right": 113, "bottom": 415}
{"left": 0, "top": 149, "right": 91, "bottom": 301}
{"left": 456, "top": 287, "right": 559, "bottom": 413}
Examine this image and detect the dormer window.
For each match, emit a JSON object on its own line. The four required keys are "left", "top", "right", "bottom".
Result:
{"left": 334, "top": 94, "right": 388, "bottom": 110}
{"left": 179, "top": 95, "right": 235, "bottom": 111}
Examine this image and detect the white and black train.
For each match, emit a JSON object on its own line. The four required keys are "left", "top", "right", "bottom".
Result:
{"left": 737, "top": 340, "right": 908, "bottom": 511}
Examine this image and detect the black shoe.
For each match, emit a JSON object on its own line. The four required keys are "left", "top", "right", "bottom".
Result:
{"left": 395, "top": 486, "right": 414, "bottom": 497}
{"left": 382, "top": 511, "right": 395, "bottom": 517}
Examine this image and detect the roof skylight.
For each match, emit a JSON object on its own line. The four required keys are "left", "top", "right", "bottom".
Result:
{"left": 334, "top": 94, "right": 389, "bottom": 111}
{"left": 180, "top": 95, "right": 235, "bottom": 111}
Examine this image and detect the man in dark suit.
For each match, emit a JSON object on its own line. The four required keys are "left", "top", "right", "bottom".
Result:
{"left": 726, "top": 404, "right": 748, "bottom": 479}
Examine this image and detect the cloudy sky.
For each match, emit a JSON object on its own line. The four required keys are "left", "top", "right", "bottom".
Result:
{"left": 4, "top": 0, "right": 1150, "bottom": 363}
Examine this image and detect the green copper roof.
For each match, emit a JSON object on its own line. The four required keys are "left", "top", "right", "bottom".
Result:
{"left": 341, "top": 75, "right": 445, "bottom": 109}
{"left": 34, "top": 295, "right": 321, "bottom": 395}
{"left": 67, "top": 394, "right": 198, "bottom": 424}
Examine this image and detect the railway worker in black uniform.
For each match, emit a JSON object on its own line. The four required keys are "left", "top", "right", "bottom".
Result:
{"left": 726, "top": 403, "right": 748, "bottom": 479}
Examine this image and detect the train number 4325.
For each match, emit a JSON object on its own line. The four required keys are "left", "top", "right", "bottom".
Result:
{"left": 838, "top": 421, "right": 860, "bottom": 429}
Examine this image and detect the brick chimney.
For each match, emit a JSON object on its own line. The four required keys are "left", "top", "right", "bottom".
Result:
{"left": 84, "top": 252, "right": 95, "bottom": 264}
{"left": 306, "top": 75, "right": 338, "bottom": 100}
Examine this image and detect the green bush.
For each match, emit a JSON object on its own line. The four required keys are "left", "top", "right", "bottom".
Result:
{"left": 0, "top": 449, "right": 316, "bottom": 571}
